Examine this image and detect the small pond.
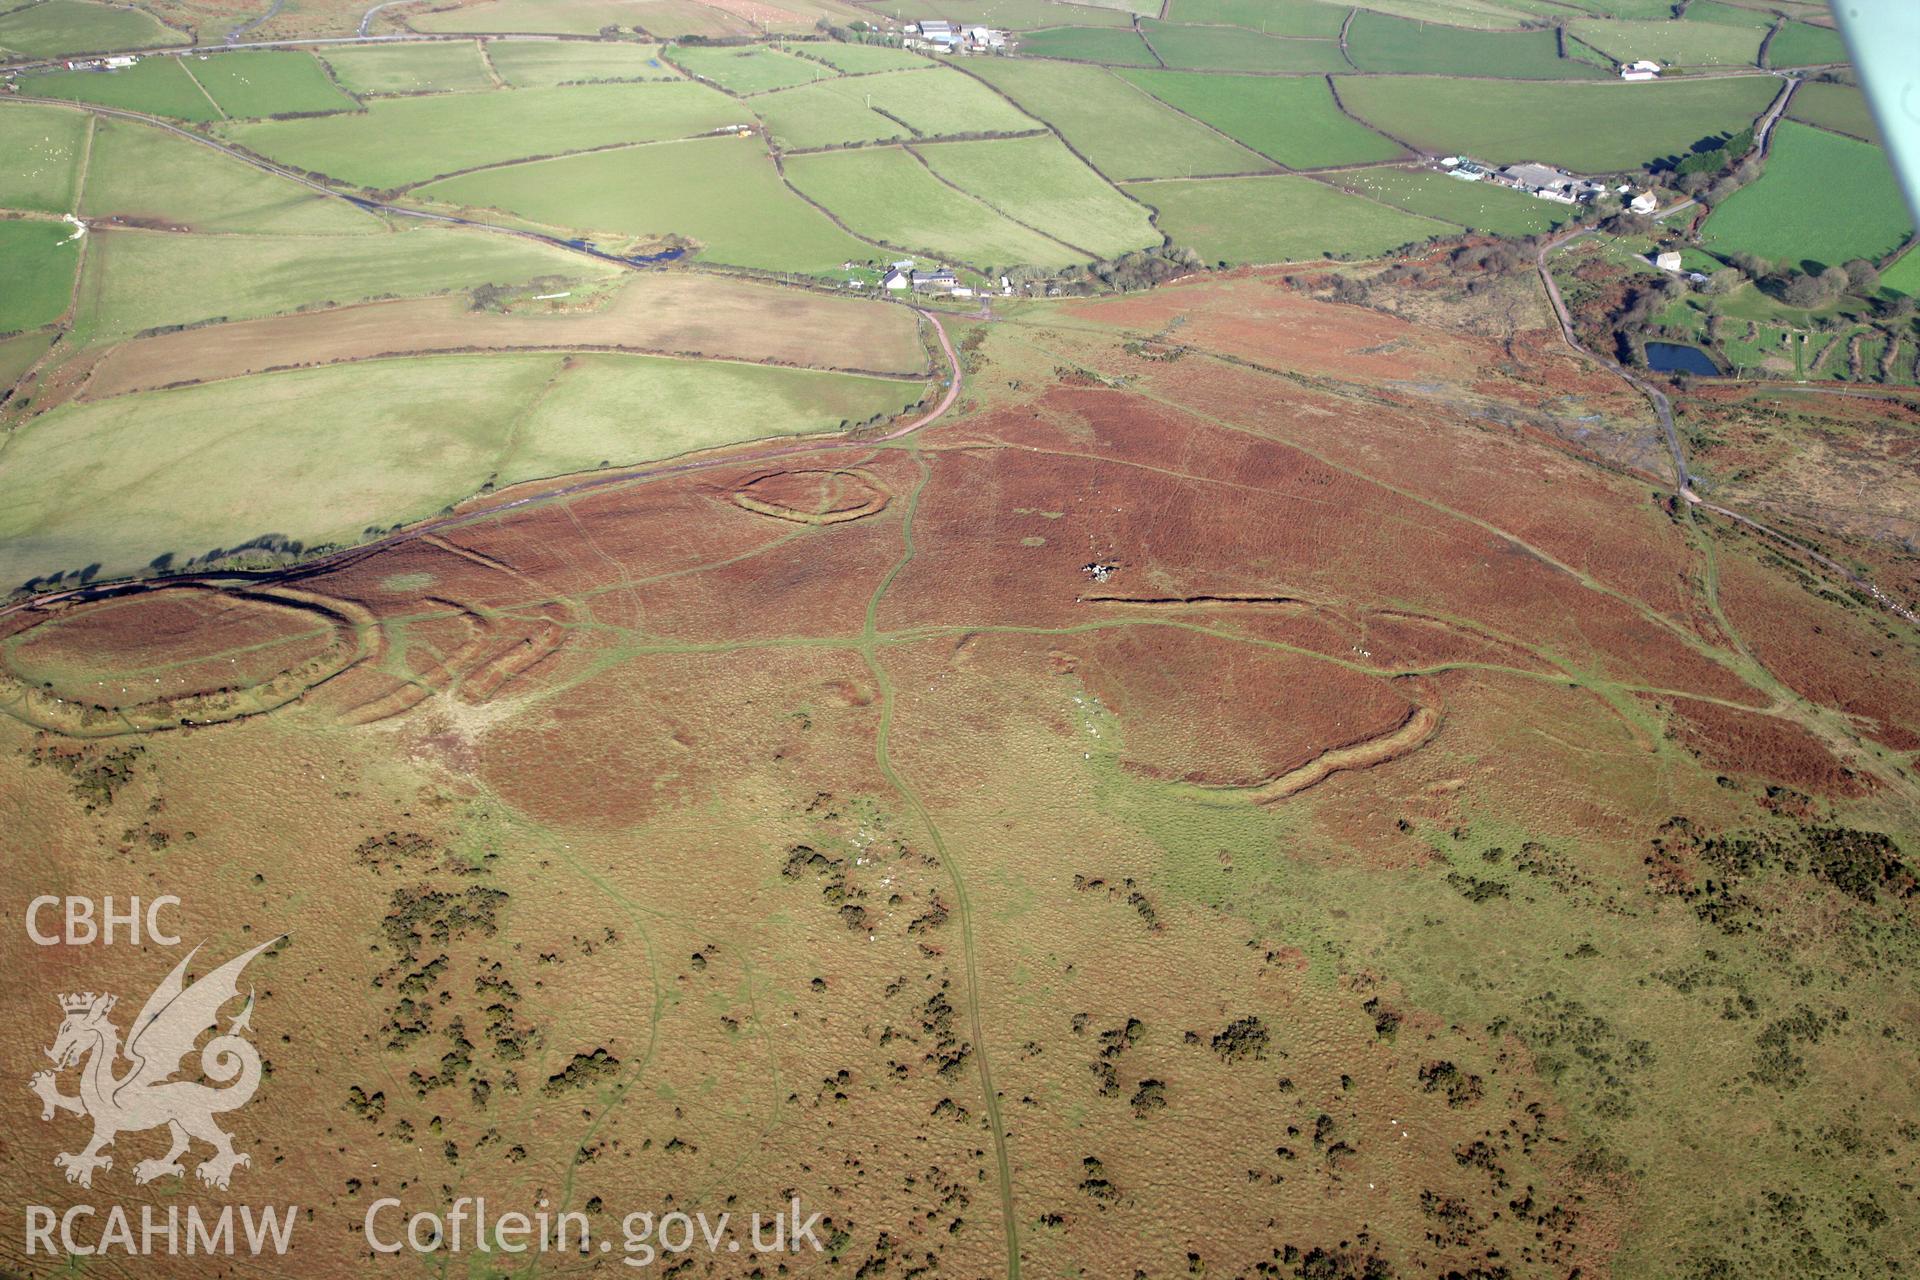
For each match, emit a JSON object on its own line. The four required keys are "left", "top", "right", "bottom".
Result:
{"left": 1645, "top": 341, "right": 1721, "bottom": 377}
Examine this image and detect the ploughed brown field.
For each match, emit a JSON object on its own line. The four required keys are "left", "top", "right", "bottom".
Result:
{"left": 2, "top": 272, "right": 1916, "bottom": 1279}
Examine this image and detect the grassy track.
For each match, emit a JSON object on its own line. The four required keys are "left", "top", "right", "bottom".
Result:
{"left": 1335, "top": 74, "right": 1778, "bottom": 171}
{"left": 416, "top": 135, "right": 877, "bottom": 274}
{"left": 967, "top": 58, "right": 1270, "bottom": 179}
{"left": 1119, "top": 70, "right": 1402, "bottom": 169}
{"left": 1132, "top": 173, "right": 1454, "bottom": 264}
{"left": 0, "top": 102, "right": 90, "bottom": 214}
{"left": 1700, "top": 122, "right": 1911, "bottom": 270}
{"left": 219, "top": 81, "right": 741, "bottom": 189}
{"left": 916, "top": 133, "right": 1158, "bottom": 260}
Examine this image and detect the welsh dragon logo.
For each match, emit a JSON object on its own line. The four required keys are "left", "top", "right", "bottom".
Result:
{"left": 28, "top": 938, "right": 280, "bottom": 1190}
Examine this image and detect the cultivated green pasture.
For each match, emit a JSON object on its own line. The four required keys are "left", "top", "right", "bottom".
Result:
{"left": 966, "top": 58, "right": 1269, "bottom": 179}
{"left": 1568, "top": 17, "right": 1763, "bottom": 66}
{"left": 1335, "top": 74, "right": 1778, "bottom": 171}
{"left": 0, "top": 328, "right": 54, "bottom": 390}
{"left": 1701, "top": 122, "right": 1911, "bottom": 271}
{"left": 1786, "top": 81, "right": 1878, "bottom": 143}
{"left": 671, "top": 43, "right": 836, "bottom": 94}
{"left": 795, "top": 42, "right": 931, "bottom": 74}
{"left": 0, "top": 0, "right": 183, "bottom": 58}
{"left": 870, "top": 0, "right": 1136, "bottom": 26}
{"left": 916, "top": 134, "right": 1158, "bottom": 259}
{"left": 80, "top": 118, "right": 380, "bottom": 235}
{"left": 486, "top": 38, "right": 678, "bottom": 87}
{"left": 509, "top": 354, "right": 925, "bottom": 479}
{"left": 1767, "top": 20, "right": 1847, "bottom": 68}
{"left": 411, "top": 0, "right": 669, "bottom": 35}
{"left": 785, "top": 146, "right": 1083, "bottom": 268}
{"left": 1139, "top": 21, "right": 1349, "bottom": 72}
{"left": 0, "top": 219, "right": 78, "bottom": 333}
{"left": 1878, "top": 250, "right": 1920, "bottom": 299}
{"left": 416, "top": 135, "right": 875, "bottom": 274}
{"left": 1133, "top": 174, "right": 1452, "bottom": 264}
{"left": 1683, "top": 0, "right": 1775, "bottom": 26}
{"left": 0, "top": 101, "right": 89, "bottom": 213}
{"left": 318, "top": 40, "right": 495, "bottom": 94}
{"left": 1016, "top": 26, "right": 1157, "bottom": 65}
{"left": 1345, "top": 11, "right": 1606, "bottom": 78}
{"left": 752, "top": 67, "right": 1039, "bottom": 149}
{"left": 188, "top": 51, "right": 359, "bottom": 119}
{"left": 17, "top": 56, "right": 219, "bottom": 122}
{"left": 0, "top": 351, "right": 924, "bottom": 586}
{"left": 1119, "top": 70, "right": 1400, "bottom": 169}
{"left": 1163, "top": 0, "right": 1346, "bottom": 37}
{"left": 219, "top": 81, "right": 742, "bottom": 189}
{"left": 1325, "top": 166, "right": 1570, "bottom": 235}
{"left": 69, "top": 224, "right": 620, "bottom": 342}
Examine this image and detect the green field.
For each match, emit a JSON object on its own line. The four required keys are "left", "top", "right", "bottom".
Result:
{"left": 1683, "top": 0, "right": 1775, "bottom": 26}
{"left": 1017, "top": 26, "right": 1158, "bottom": 65}
{"left": 1786, "top": 80, "right": 1878, "bottom": 142}
{"left": 786, "top": 146, "right": 1083, "bottom": 269}
{"left": 671, "top": 43, "right": 836, "bottom": 94}
{"left": 17, "top": 56, "right": 220, "bottom": 122}
{"left": 1569, "top": 17, "right": 1764, "bottom": 66}
{"left": 0, "top": 102, "right": 89, "bottom": 214}
{"left": 1701, "top": 122, "right": 1911, "bottom": 271}
{"left": 966, "top": 59, "right": 1269, "bottom": 180}
{"left": 1163, "top": 0, "right": 1347, "bottom": 37}
{"left": 187, "top": 51, "right": 359, "bottom": 119}
{"left": 417, "top": 135, "right": 875, "bottom": 273}
{"left": 486, "top": 38, "right": 678, "bottom": 87}
{"left": 1336, "top": 74, "right": 1777, "bottom": 171}
{"left": 0, "top": 0, "right": 183, "bottom": 58}
{"left": 1138, "top": 21, "right": 1349, "bottom": 72}
{"left": 866, "top": 0, "right": 1136, "bottom": 27}
{"left": 752, "top": 67, "right": 1040, "bottom": 149}
{"left": 318, "top": 40, "right": 496, "bottom": 94}
{"left": 80, "top": 118, "right": 379, "bottom": 235}
{"left": 1878, "top": 250, "right": 1920, "bottom": 300}
{"left": 1119, "top": 70, "right": 1401, "bottom": 169}
{"left": 1345, "top": 11, "right": 1605, "bottom": 78}
{"left": 1326, "top": 166, "right": 1570, "bottom": 235}
{"left": 220, "top": 81, "right": 741, "bottom": 190}
{"left": 916, "top": 134, "right": 1159, "bottom": 259}
{"left": 1134, "top": 174, "right": 1453, "bottom": 264}
{"left": 0, "top": 327, "right": 54, "bottom": 389}
{"left": 412, "top": 0, "right": 669, "bottom": 35}
{"left": 795, "top": 42, "right": 932, "bottom": 74}
{"left": 70, "top": 223, "right": 620, "bottom": 342}
{"left": 0, "top": 219, "right": 79, "bottom": 333}
{"left": 0, "top": 350, "right": 924, "bottom": 586}
{"left": 1767, "top": 20, "right": 1847, "bottom": 68}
